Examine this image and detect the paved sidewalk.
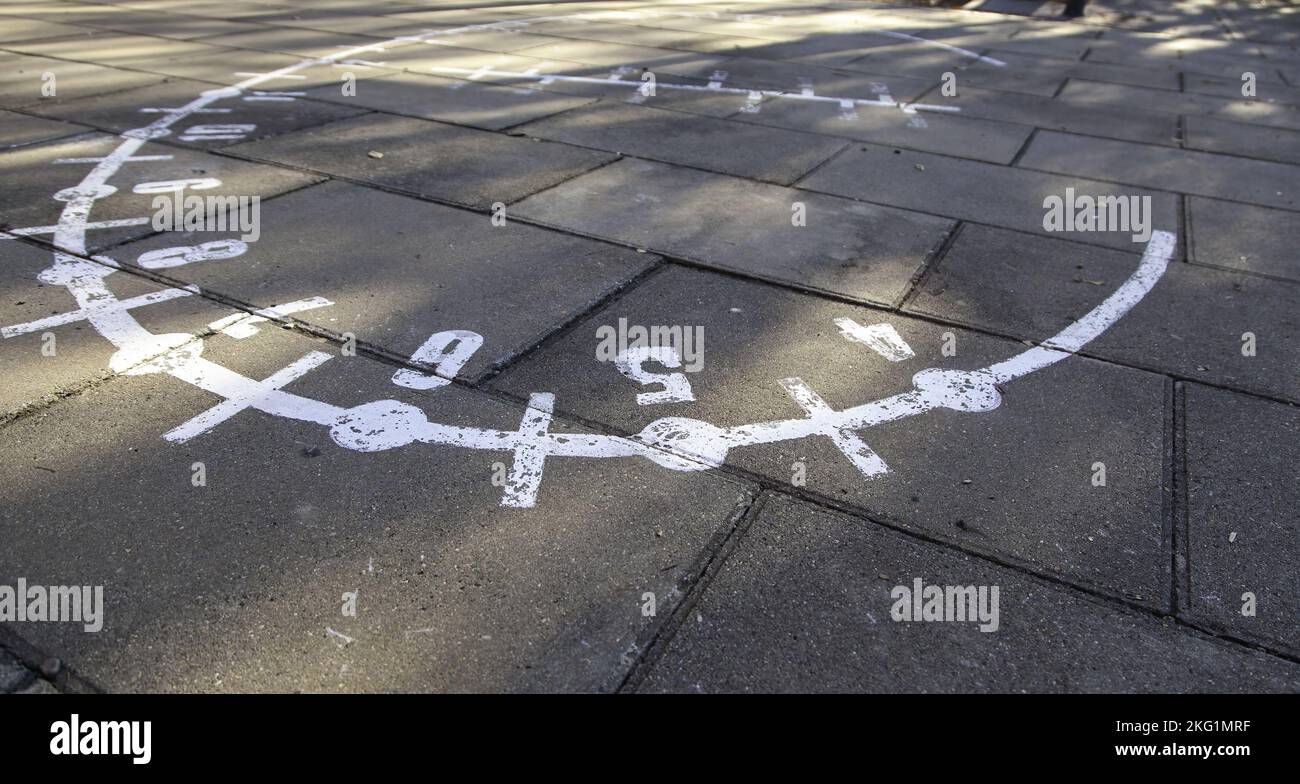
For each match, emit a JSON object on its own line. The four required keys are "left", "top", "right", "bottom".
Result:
{"left": 0, "top": 0, "right": 1296, "bottom": 692}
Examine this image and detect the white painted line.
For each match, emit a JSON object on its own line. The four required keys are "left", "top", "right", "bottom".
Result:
{"left": 53, "top": 155, "right": 173, "bottom": 164}
{"left": 834, "top": 318, "right": 915, "bottom": 362}
{"left": 163, "top": 350, "right": 335, "bottom": 443}
{"left": 780, "top": 377, "right": 889, "bottom": 477}
{"left": 0, "top": 218, "right": 151, "bottom": 238}
{"left": 207, "top": 297, "right": 334, "bottom": 339}
{"left": 1, "top": 287, "right": 195, "bottom": 338}
{"left": 501, "top": 393, "right": 555, "bottom": 508}
{"left": 427, "top": 65, "right": 961, "bottom": 114}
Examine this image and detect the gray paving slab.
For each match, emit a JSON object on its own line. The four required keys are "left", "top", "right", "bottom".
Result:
{"left": 1183, "top": 72, "right": 1300, "bottom": 107}
{"left": 0, "top": 132, "right": 320, "bottom": 251}
{"left": 0, "top": 15, "right": 97, "bottom": 44}
{"left": 300, "top": 70, "right": 595, "bottom": 131}
{"left": 731, "top": 90, "right": 1032, "bottom": 165}
{"left": 1183, "top": 383, "right": 1299, "bottom": 657}
{"left": 1183, "top": 113, "right": 1300, "bottom": 166}
{"left": 639, "top": 54, "right": 937, "bottom": 101}
{"left": 0, "top": 323, "right": 755, "bottom": 692}
{"left": 349, "top": 40, "right": 553, "bottom": 76}
{"left": 731, "top": 33, "right": 947, "bottom": 69}
{"left": 1018, "top": 129, "right": 1300, "bottom": 211}
{"left": 123, "top": 47, "right": 373, "bottom": 90}
{"left": 59, "top": 11, "right": 267, "bottom": 40}
{"left": 1061, "top": 79, "right": 1300, "bottom": 131}
{"left": 522, "top": 21, "right": 797, "bottom": 59}
{"left": 798, "top": 143, "right": 1180, "bottom": 251}
{"left": 392, "top": 47, "right": 779, "bottom": 119}
{"left": 230, "top": 10, "right": 423, "bottom": 37}
{"left": 504, "top": 39, "right": 727, "bottom": 75}
{"left": 513, "top": 100, "right": 847, "bottom": 185}
{"left": 0, "top": 240, "right": 226, "bottom": 418}
{"left": 842, "top": 45, "right": 1011, "bottom": 92}
{"left": 27, "top": 77, "right": 368, "bottom": 149}
{"left": 916, "top": 83, "right": 1179, "bottom": 146}
{"left": 513, "top": 157, "right": 952, "bottom": 306}
{"left": 2, "top": 31, "right": 231, "bottom": 69}
{"left": 0, "top": 109, "right": 87, "bottom": 148}
{"left": 639, "top": 493, "right": 1298, "bottom": 693}
{"left": 106, "top": 180, "right": 655, "bottom": 380}
{"left": 376, "top": 28, "right": 574, "bottom": 55}
{"left": 491, "top": 265, "right": 1170, "bottom": 605}
{"left": 1188, "top": 196, "right": 1300, "bottom": 280}
{"left": 975, "top": 49, "right": 1181, "bottom": 90}
{"left": 906, "top": 224, "right": 1300, "bottom": 402}
{"left": 227, "top": 112, "right": 615, "bottom": 208}
{"left": 195, "top": 27, "right": 401, "bottom": 60}
{"left": 0, "top": 53, "right": 165, "bottom": 109}
{"left": 1084, "top": 38, "right": 1286, "bottom": 83}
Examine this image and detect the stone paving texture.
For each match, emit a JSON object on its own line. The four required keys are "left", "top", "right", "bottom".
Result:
{"left": 0, "top": 0, "right": 1296, "bottom": 693}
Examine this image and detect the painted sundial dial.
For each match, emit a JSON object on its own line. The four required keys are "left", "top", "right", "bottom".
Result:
{"left": 1, "top": 8, "right": 1176, "bottom": 509}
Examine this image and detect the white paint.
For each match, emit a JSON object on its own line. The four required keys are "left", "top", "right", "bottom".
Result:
{"left": 780, "top": 377, "right": 889, "bottom": 477}
{"left": 207, "top": 297, "right": 334, "bottom": 339}
{"left": 391, "top": 329, "right": 483, "bottom": 390}
{"left": 1, "top": 286, "right": 197, "bottom": 339}
{"left": 834, "top": 318, "right": 915, "bottom": 362}
{"left": 54, "top": 155, "right": 173, "bottom": 165}
{"left": 163, "top": 351, "right": 335, "bottom": 443}
{"left": 427, "top": 66, "right": 961, "bottom": 116}
{"left": 19, "top": 11, "right": 1170, "bottom": 507}
{"left": 0, "top": 218, "right": 151, "bottom": 239}
{"left": 615, "top": 346, "right": 695, "bottom": 405}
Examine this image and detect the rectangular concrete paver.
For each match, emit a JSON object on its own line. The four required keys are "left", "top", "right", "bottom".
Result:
{"left": 1183, "top": 383, "right": 1299, "bottom": 657}
{"left": 0, "top": 53, "right": 165, "bottom": 109}
{"left": 799, "top": 143, "right": 1180, "bottom": 251}
{"left": 917, "top": 83, "right": 1180, "bottom": 147}
{"left": 733, "top": 92, "right": 1033, "bottom": 165}
{"left": 514, "top": 100, "right": 847, "bottom": 185}
{"left": 639, "top": 494, "right": 1298, "bottom": 693}
{"left": 1188, "top": 196, "right": 1300, "bottom": 281}
{"left": 491, "top": 265, "right": 1170, "bottom": 606}
{"left": 973, "top": 49, "right": 1181, "bottom": 90}
{"left": 1018, "top": 129, "right": 1300, "bottom": 211}
{"left": 227, "top": 112, "right": 616, "bottom": 209}
{"left": 1061, "top": 79, "right": 1300, "bottom": 131}
{"left": 0, "top": 109, "right": 86, "bottom": 148}
{"left": 513, "top": 157, "right": 953, "bottom": 306}
{"left": 906, "top": 224, "right": 1300, "bottom": 402}
{"left": 27, "top": 77, "right": 368, "bottom": 149}
{"left": 1183, "top": 113, "right": 1300, "bottom": 166}
{"left": 301, "top": 70, "right": 597, "bottom": 131}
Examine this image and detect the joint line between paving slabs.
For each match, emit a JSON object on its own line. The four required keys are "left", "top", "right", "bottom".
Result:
{"left": 1172, "top": 380, "right": 1191, "bottom": 616}
{"left": 0, "top": 623, "right": 102, "bottom": 694}
{"left": 747, "top": 481, "right": 1300, "bottom": 667}
{"left": 894, "top": 220, "right": 966, "bottom": 311}
{"left": 618, "top": 490, "right": 770, "bottom": 693}
{"left": 473, "top": 259, "right": 669, "bottom": 384}
{"left": 1163, "top": 377, "right": 1177, "bottom": 615}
